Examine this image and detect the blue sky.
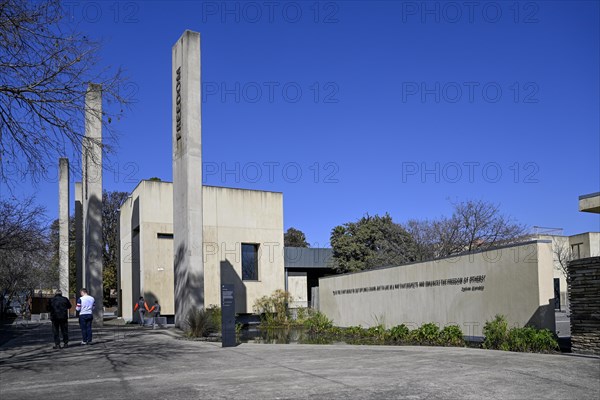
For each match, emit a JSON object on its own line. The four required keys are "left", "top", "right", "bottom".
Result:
{"left": 3, "top": 0, "right": 599, "bottom": 245}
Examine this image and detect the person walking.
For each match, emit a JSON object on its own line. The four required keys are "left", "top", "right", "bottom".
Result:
{"left": 148, "top": 300, "right": 161, "bottom": 328}
{"left": 47, "top": 290, "right": 72, "bottom": 349}
{"left": 76, "top": 288, "right": 95, "bottom": 345}
{"left": 134, "top": 297, "right": 149, "bottom": 326}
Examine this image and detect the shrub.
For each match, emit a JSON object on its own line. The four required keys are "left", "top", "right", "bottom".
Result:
{"left": 440, "top": 325, "right": 465, "bottom": 347}
{"left": 388, "top": 324, "right": 410, "bottom": 342}
{"left": 530, "top": 329, "right": 559, "bottom": 353}
{"left": 206, "top": 305, "right": 222, "bottom": 332}
{"left": 482, "top": 315, "right": 509, "bottom": 350}
{"left": 186, "top": 308, "right": 218, "bottom": 338}
{"left": 303, "top": 310, "right": 333, "bottom": 333}
{"left": 366, "top": 324, "right": 387, "bottom": 342}
{"left": 344, "top": 325, "right": 366, "bottom": 338}
{"left": 483, "top": 315, "right": 558, "bottom": 353}
{"left": 506, "top": 326, "right": 533, "bottom": 352}
{"left": 507, "top": 327, "right": 558, "bottom": 353}
{"left": 410, "top": 323, "right": 441, "bottom": 345}
{"left": 253, "top": 290, "right": 293, "bottom": 327}
{"left": 295, "top": 307, "right": 309, "bottom": 323}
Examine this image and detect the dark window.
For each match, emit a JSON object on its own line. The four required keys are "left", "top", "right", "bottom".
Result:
{"left": 157, "top": 233, "right": 174, "bottom": 239}
{"left": 242, "top": 243, "right": 259, "bottom": 281}
{"left": 554, "top": 278, "right": 561, "bottom": 310}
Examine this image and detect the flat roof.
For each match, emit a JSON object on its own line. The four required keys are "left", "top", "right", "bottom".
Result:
{"left": 320, "top": 239, "right": 552, "bottom": 280}
{"left": 578, "top": 192, "right": 600, "bottom": 213}
{"left": 128, "top": 179, "right": 283, "bottom": 195}
{"left": 579, "top": 192, "right": 600, "bottom": 200}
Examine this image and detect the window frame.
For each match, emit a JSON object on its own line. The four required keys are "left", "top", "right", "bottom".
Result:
{"left": 241, "top": 243, "right": 260, "bottom": 281}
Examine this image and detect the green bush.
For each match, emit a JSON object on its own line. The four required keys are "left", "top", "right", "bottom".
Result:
{"left": 344, "top": 325, "right": 366, "bottom": 338}
{"left": 186, "top": 308, "right": 218, "bottom": 338}
{"left": 483, "top": 315, "right": 558, "bottom": 353}
{"left": 206, "top": 305, "right": 222, "bottom": 332}
{"left": 303, "top": 310, "right": 334, "bottom": 333}
{"left": 507, "top": 327, "right": 558, "bottom": 352}
{"left": 410, "top": 323, "right": 441, "bottom": 345}
{"left": 295, "top": 307, "right": 309, "bottom": 323}
{"left": 530, "top": 329, "right": 559, "bottom": 353}
{"left": 366, "top": 324, "right": 387, "bottom": 342}
{"left": 253, "top": 290, "right": 293, "bottom": 327}
{"left": 440, "top": 325, "right": 465, "bottom": 347}
{"left": 482, "top": 315, "right": 509, "bottom": 350}
{"left": 506, "top": 326, "right": 533, "bottom": 352}
{"left": 388, "top": 324, "right": 410, "bottom": 342}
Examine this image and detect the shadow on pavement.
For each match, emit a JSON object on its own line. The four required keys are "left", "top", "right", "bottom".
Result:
{"left": 0, "top": 319, "right": 196, "bottom": 376}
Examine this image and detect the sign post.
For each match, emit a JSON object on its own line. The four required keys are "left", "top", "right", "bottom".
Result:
{"left": 220, "top": 284, "right": 236, "bottom": 347}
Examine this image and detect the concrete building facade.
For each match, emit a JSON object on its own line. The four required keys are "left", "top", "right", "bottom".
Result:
{"left": 119, "top": 180, "right": 284, "bottom": 322}
{"left": 284, "top": 247, "right": 334, "bottom": 309}
{"left": 536, "top": 232, "right": 600, "bottom": 310}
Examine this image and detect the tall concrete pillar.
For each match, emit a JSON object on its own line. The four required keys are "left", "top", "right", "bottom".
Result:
{"left": 75, "top": 182, "right": 83, "bottom": 293}
{"left": 172, "top": 30, "right": 204, "bottom": 328}
{"left": 83, "top": 83, "right": 104, "bottom": 325}
{"left": 58, "top": 158, "right": 70, "bottom": 296}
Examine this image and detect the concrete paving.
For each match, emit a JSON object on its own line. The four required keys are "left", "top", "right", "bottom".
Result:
{"left": 1, "top": 321, "right": 599, "bottom": 400}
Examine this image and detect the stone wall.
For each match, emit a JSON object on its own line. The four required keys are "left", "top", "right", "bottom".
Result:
{"left": 568, "top": 257, "right": 600, "bottom": 355}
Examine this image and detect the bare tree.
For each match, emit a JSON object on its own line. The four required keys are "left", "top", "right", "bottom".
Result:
{"left": 403, "top": 200, "right": 527, "bottom": 260}
{"left": 0, "top": 197, "right": 55, "bottom": 317}
{"left": 0, "top": 197, "right": 47, "bottom": 251}
{"left": 450, "top": 199, "right": 527, "bottom": 252}
{"left": 0, "top": 0, "right": 132, "bottom": 185}
{"left": 404, "top": 219, "right": 436, "bottom": 261}
{"left": 552, "top": 236, "right": 572, "bottom": 279}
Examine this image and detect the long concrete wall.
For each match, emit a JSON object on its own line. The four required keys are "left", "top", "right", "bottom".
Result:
{"left": 318, "top": 241, "right": 556, "bottom": 338}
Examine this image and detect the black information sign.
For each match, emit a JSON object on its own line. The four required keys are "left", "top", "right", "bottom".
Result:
{"left": 221, "top": 284, "right": 236, "bottom": 347}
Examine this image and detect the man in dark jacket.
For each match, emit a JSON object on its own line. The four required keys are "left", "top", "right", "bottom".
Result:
{"left": 47, "top": 290, "right": 72, "bottom": 349}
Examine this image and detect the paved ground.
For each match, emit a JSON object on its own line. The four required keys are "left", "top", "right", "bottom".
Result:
{"left": 0, "top": 321, "right": 598, "bottom": 400}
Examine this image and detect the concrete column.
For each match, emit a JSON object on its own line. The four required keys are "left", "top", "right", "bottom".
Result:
{"left": 58, "top": 158, "right": 70, "bottom": 296}
{"left": 84, "top": 83, "right": 104, "bottom": 325}
{"left": 172, "top": 30, "right": 204, "bottom": 328}
{"left": 75, "top": 182, "right": 83, "bottom": 293}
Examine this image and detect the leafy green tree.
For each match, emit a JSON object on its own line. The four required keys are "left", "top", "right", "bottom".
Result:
{"left": 284, "top": 227, "right": 309, "bottom": 247}
{"left": 331, "top": 214, "right": 417, "bottom": 273}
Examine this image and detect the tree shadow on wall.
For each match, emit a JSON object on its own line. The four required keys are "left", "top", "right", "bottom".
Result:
{"left": 174, "top": 243, "right": 204, "bottom": 327}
